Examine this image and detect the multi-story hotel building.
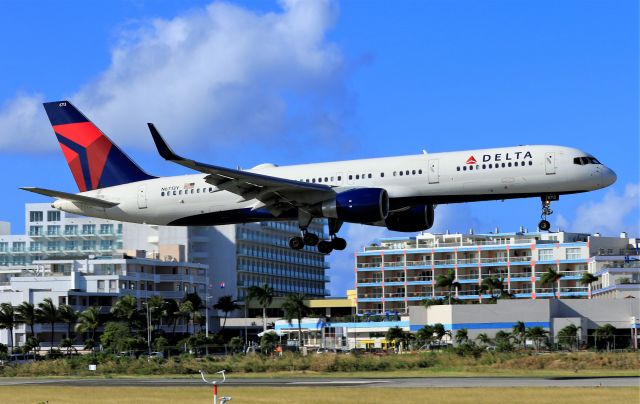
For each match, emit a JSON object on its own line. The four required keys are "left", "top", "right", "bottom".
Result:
{"left": 1, "top": 203, "right": 329, "bottom": 304}
{"left": 355, "top": 230, "right": 638, "bottom": 315}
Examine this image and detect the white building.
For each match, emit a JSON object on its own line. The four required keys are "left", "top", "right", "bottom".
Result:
{"left": 0, "top": 254, "right": 207, "bottom": 347}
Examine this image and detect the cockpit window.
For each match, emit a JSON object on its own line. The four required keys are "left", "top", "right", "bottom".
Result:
{"left": 573, "top": 156, "right": 601, "bottom": 165}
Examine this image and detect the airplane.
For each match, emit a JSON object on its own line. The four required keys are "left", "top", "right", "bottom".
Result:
{"left": 21, "top": 101, "right": 617, "bottom": 254}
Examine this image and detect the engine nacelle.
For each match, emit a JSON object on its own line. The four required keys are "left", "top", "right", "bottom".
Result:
{"left": 385, "top": 204, "right": 435, "bottom": 232}
{"left": 321, "top": 188, "right": 389, "bottom": 223}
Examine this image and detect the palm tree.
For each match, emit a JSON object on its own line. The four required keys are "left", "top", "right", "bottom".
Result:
{"left": 182, "top": 293, "right": 204, "bottom": 335}
{"left": 594, "top": 324, "right": 616, "bottom": 351}
{"left": 557, "top": 324, "right": 581, "bottom": 350}
{"left": 213, "top": 295, "right": 240, "bottom": 333}
{"left": 476, "top": 333, "right": 492, "bottom": 346}
{"left": 540, "top": 268, "right": 563, "bottom": 298}
{"left": 433, "top": 323, "right": 447, "bottom": 343}
{"left": 512, "top": 321, "right": 526, "bottom": 349}
{"left": 58, "top": 304, "right": 78, "bottom": 340}
{"left": 436, "top": 270, "right": 460, "bottom": 304}
{"left": 454, "top": 328, "right": 469, "bottom": 345}
{"left": 162, "top": 299, "right": 180, "bottom": 339}
{"left": 480, "top": 277, "right": 502, "bottom": 299}
{"left": 178, "top": 301, "right": 194, "bottom": 335}
{"left": 525, "top": 326, "right": 548, "bottom": 351}
{"left": 579, "top": 273, "right": 598, "bottom": 298}
{"left": 15, "top": 302, "right": 37, "bottom": 340}
{"left": 110, "top": 294, "right": 139, "bottom": 333}
{"left": 416, "top": 325, "right": 435, "bottom": 347}
{"left": 386, "top": 326, "right": 406, "bottom": 352}
{"left": 0, "top": 303, "right": 16, "bottom": 353}
{"left": 247, "top": 284, "right": 274, "bottom": 332}
{"left": 146, "top": 295, "right": 165, "bottom": 333}
{"left": 75, "top": 307, "right": 101, "bottom": 353}
{"left": 282, "top": 293, "right": 310, "bottom": 348}
{"left": 36, "top": 298, "right": 59, "bottom": 349}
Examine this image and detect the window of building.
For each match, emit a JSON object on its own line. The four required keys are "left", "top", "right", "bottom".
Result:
{"left": 97, "top": 280, "right": 105, "bottom": 291}
{"left": 29, "top": 226, "right": 42, "bottom": 236}
{"left": 47, "top": 241, "right": 59, "bottom": 251}
{"left": 47, "top": 211, "right": 61, "bottom": 221}
{"left": 538, "top": 249, "right": 553, "bottom": 261}
{"left": 82, "top": 224, "right": 95, "bottom": 235}
{"left": 82, "top": 240, "right": 96, "bottom": 251}
{"left": 0, "top": 242, "right": 7, "bottom": 252}
{"left": 117, "top": 224, "right": 123, "bottom": 234}
{"left": 29, "top": 242, "right": 42, "bottom": 252}
{"left": 12, "top": 242, "right": 25, "bottom": 252}
{"left": 100, "top": 224, "right": 113, "bottom": 234}
{"left": 47, "top": 225, "right": 60, "bottom": 236}
{"left": 65, "top": 241, "right": 76, "bottom": 251}
{"left": 29, "top": 211, "right": 43, "bottom": 222}
{"left": 100, "top": 240, "right": 114, "bottom": 251}
{"left": 566, "top": 248, "right": 582, "bottom": 260}
{"left": 64, "top": 225, "right": 77, "bottom": 235}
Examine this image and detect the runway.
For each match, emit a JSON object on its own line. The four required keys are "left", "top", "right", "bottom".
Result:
{"left": 0, "top": 376, "right": 637, "bottom": 388}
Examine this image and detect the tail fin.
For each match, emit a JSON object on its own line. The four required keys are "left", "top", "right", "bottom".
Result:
{"left": 43, "top": 101, "right": 155, "bottom": 192}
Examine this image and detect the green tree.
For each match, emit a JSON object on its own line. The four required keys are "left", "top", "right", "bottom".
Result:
{"left": 228, "top": 336, "right": 244, "bottom": 354}
{"left": 476, "top": 333, "right": 492, "bottom": 346}
{"left": 415, "top": 325, "right": 435, "bottom": 347}
{"left": 75, "top": 306, "right": 101, "bottom": 352}
{"left": 454, "top": 328, "right": 469, "bottom": 345}
{"left": 579, "top": 273, "right": 598, "bottom": 298}
{"left": 594, "top": 323, "right": 616, "bottom": 351}
{"left": 281, "top": 293, "right": 310, "bottom": 348}
{"left": 386, "top": 326, "right": 406, "bottom": 352}
{"left": 436, "top": 270, "right": 460, "bottom": 304}
{"left": 178, "top": 301, "right": 194, "bottom": 335}
{"left": 36, "top": 298, "right": 59, "bottom": 349}
{"left": 433, "top": 323, "right": 448, "bottom": 343}
{"left": 146, "top": 295, "right": 165, "bottom": 332}
{"left": 182, "top": 293, "right": 204, "bottom": 335}
{"left": 557, "top": 324, "right": 581, "bottom": 350}
{"left": 162, "top": 299, "right": 180, "bottom": 339}
{"left": 110, "top": 295, "right": 139, "bottom": 333}
{"left": 58, "top": 304, "right": 78, "bottom": 340}
{"left": 525, "top": 326, "right": 548, "bottom": 351}
{"left": 101, "top": 322, "right": 137, "bottom": 354}
{"left": 15, "top": 302, "right": 37, "bottom": 340}
{"left": 512, "top": 321, "right": 527, "bottom": 349}
{"left": 213, "top": 295, "right": 240, "bottom": 334}
{"left": 0, "top": 303, "right": 16, "bottom": 353}
{"left": 480, "top": 277, "right": 502, "bottom": 299}
{"left": 247, "top": 283, "right": 274, "bottom": 332}
{"left": 540, "top": 268, "right": 563, "bottom": 298}
{"left": 260, "top": 331, "right": 279, "bottom": 355}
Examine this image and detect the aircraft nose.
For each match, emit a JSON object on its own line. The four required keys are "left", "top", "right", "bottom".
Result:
{"left": 602, "top": 167, "right": 617, "bottom": 187}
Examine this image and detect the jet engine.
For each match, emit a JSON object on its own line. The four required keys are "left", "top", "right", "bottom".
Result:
{"left": 385, "top": 204, "right": 434, "bottom": 232}
{"left": 321, "top": 188, "right": 389, "bottom": 223}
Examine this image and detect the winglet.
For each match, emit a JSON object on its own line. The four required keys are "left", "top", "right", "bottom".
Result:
{"left": 147, "top": 123, "right": 181, "bottom": 161}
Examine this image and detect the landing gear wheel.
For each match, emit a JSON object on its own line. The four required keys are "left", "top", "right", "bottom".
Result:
{"left": 317, "top": 240, "right": 333, "bottom": 254}
{"left": 289, "top": 236, "right": 305, "bottom": 250}
{"left": 538, "top": 220, "right": 551, "bottom": 231}
{"left": 538, "top": 195, "right": 557, "bottom": 232}
{"left": 303, "top": 232, "right": 319, "bottom": 246}
{"left": 331, "top": 237, "right": 347, "bottom": 251}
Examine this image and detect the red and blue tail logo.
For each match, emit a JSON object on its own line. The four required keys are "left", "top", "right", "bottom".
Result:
{"left": 43, "top": 101, "right": 155, "bottom": 192}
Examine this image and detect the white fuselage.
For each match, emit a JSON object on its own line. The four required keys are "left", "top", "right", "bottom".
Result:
{"left": 53, "top": 145, "right": 616, "bottom": 227}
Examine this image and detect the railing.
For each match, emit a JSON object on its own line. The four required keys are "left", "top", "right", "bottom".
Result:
{"left": 406, "top": 276, "right": 432, "bottom": 282}
{"left": 357, "top": 262, "right": 382, "bottom": 268}
{"left": 434, "top": 259, "right": 456, "bottom": 265}
{"left": 384, "top": 277, "right": 405, "bottom": 283}
{"left": 405, "top": 260, "right": 431, "bottom": 266}
{"left": 357, "top": 278, "right": 382, "bottom": 283}
{"left": 384, "top": 292, "right": 405, "bottom": 298}
{"left": 509, "top": 272, "right": 531, "bottom": 278}
{"left": 559, "top": 286, "right": 587, "bottom": 292}
{"left": 510, "top": 288, "right": 533, "bottom": 294}
{"left": 457, "top": 273, "right": 479, "bottom": 280}
{"left": 510, "top": 256, "right": 532, "bottom": 262}
{"left": 383, "top": 261, "right": 404, "bottom": 268}
{"left": 407, "top": 291, "right": 432, "bottom": 298}
{"left": 358, "top": 293, "right": 383, "bottom": 299}
{"left": 560, "top": 271, "right": 584, "bottom": 277}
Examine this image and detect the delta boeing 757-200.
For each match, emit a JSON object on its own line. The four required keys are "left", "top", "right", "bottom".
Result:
{"left": 21, "top": 101, "right": 616, "bottom": 254}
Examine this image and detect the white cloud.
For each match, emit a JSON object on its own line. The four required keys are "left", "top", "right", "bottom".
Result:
{"left": 568, "top": 183, "right": 640, "bottom": 235}
{"left": 0, "top": 0, "right": 348, "bottom": 153}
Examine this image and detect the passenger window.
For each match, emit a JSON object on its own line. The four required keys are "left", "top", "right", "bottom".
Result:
{"left": 355, "top": 175, "right": 360, "bottom": 180}
{"left": 463, "top": 166, "right": 467, "bottom": 171}
{"left": 318, "top": 178, "right": 322, "bottom": 183}
{"left": 191, "top": 189, "right": 194, "bottom": 194}
{"left": 161, "top": 192, "right": 165, "bottom": 196}
{"left": 331, "top": 177, "right": 334, "bottom": 181}
{"left": 368, "top": 174, "right": 372, "bottom": 179}
{"left": 529, "top": 161, "right": 533, "bottom": 166}
{"left": 514, "top": 162, "right": 518, "bottom": 167}
{"left": 325, "top": 177, "right": 328, "bottom": 182}
{"left": 173, "top": 191, "right": 177, "bottom": 196}
{"left": 502, "top": 163, "right": 506, "bottom": 168}
{"left": 412, "top": 170, "right": 416, "bottom": 175}
{"left": 338, "top": 176, "right": 342, "bottom": 181}
{"left": 508, "top": 162, "right": 512, "bottom": 167}
{"left": 312, "top": 178, "right": 316, "bottom": 183}
{"left": 488, "top": 164, "right": 492, "bottom": 169}
{"left": 380, "top": 173, "right": 385, "bottom": 177}
{"left": 209, "top": 187, "right": 214, "bottom": 192}
{"left": 348, "top": 175, "right": 352, "bottom": 180}
{"left": 456, "top": 167, "right": 460, "bottom": 171}
{"left": 418, "top": 169, "right": 422, "bottom": 174}
{"left": 405, "top": 170, "right": 409, "bottom": 175}
{"left": 399, "top": 171, "right": 403, "bottom": 176}
{"left": 469, "top": 166, "right": 473, "bottom": 171}
{"left": 482, "top": 164, "right": 486, "bottom": 169}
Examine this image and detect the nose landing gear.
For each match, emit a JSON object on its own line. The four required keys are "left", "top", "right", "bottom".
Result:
{"left": 538, "top": 194, "right": 558, "bottom": 231}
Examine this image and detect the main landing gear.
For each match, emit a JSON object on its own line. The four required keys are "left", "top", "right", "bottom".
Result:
{"left": 538, "top": 194, "right": 558, "bottom": 231}
{"left": 288, "top": 216, "right": 347, "bottom": 254}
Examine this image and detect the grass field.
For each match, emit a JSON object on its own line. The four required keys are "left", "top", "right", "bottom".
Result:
{"left": 0, "top": 386, "right": 637, "bottom": 404}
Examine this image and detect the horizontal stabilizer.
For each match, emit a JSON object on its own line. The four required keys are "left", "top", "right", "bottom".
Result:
{"left": 19, "top": 187, "right": 119, "bottom": 208}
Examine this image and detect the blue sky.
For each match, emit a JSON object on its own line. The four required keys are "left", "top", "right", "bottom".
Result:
{"left": 0, "top": 0, "right": 638, "bottom": 295}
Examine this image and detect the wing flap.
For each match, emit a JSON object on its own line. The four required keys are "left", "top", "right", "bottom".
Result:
{"left": 20, "top": 187, "right": 119, "bottom": 208}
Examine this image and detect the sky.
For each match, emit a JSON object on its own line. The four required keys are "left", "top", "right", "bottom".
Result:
{"left": 0, "top": 0, "right": 638, "bottom": 296}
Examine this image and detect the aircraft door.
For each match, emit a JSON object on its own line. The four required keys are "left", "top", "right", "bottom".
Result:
{"left": 428, "top": 160, "right": 439, "bottom": 184}
{"left": 137, "top": 185, "right": 148, "bottom": 209}
{"left": 545, "top": 152, "right": 556, "bottom": 175}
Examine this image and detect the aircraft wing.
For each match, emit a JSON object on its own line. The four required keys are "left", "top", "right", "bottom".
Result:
{"left": 20, "top": 187, "right": 119, "bottom": 208}
{"left": 148, "top": 123, "right": 334, "bottom": 215}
